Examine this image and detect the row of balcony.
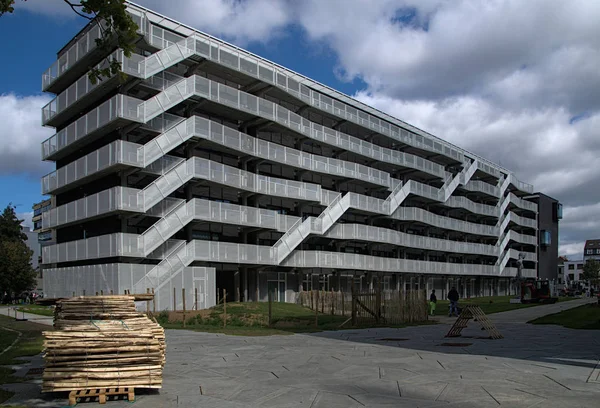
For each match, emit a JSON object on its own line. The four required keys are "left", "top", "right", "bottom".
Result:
{"left": 144, "top": 26, "right": 473, "bottom": 167}
{"left": 43, "top": 233, "right": 531, "bottom": 278}
{"left": 43, "top": 182, "right": 515, "bottom": 245}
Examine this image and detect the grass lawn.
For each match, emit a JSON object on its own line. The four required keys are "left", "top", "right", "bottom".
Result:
{"left": 0, "top": 315, "right": 46, "bottom": 405}
{"left": 15, "top": 304, "right": 54, "bottom": 317}
{"left": 157, "top": 301, "right": 433, "bottom": 335}
{"left": 432, "top": 295, "right": 577, "bottom": 316}
{"left": 529, "top": 304, "right": 600, "bottom": 329}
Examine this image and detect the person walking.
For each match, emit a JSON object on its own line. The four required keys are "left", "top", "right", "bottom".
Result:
{"left": 429, "top": 290, "right": 437, "bottom": 316}
{"left": 448, "top": 286, "right": 460, "bottom": 317}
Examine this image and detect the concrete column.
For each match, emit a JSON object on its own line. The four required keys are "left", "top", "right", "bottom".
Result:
{"left": 234, "top": 271, "right": 240, "bottom": 301}
{"left": 445, "top": 276, "right": 449, "bottom": 298}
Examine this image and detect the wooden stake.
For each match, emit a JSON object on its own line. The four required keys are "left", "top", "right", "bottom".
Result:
{"left": 268, "top": 289, "right": 272, "bottom": 327}
{"left": 182, "top": 288, "right": 186, "bottom": 328}
{"left": 223, "top": 289, "right": 227, "bottom": 328}
{"left": 351, "top": 280, "right": 356, "bottom": 326}
{"left": 194, "top": 287, "right": 198, "bottom": 311}
{"left": 315, "top": 289, "right": 319, "bottom": 327}
{"left": 173, "top": 287, "right": 176, "bottom": 312}
{"left": 152, "top": 288, "right": 155, "bottom": 314}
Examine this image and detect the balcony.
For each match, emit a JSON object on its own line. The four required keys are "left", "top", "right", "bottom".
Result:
{"left": 42, "top": 23, "right": 104, "bottom": 94}
{"left": 41, "top": 95, "right": 144, "bottom": 161}
{"left": 42, "top": 51, "right": 125, "bottom": 128}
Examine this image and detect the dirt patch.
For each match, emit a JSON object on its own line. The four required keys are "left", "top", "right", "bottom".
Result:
{"left": 165, "top": 310, "right": 212, "bottom": 322}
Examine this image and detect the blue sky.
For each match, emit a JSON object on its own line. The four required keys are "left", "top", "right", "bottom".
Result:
{"left": 1, "top": 0, "right": 599, "bottom": 257}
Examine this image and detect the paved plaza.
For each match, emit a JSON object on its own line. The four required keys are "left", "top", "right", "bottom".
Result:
{"left": 3, "top": 299, "right": 599, "bottom": 407}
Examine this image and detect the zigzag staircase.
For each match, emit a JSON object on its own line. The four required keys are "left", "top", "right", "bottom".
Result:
{"left": 274, "top": 159, "right": 479, "bottom": 263}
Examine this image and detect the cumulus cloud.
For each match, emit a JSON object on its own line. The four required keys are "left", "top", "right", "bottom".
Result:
{"left": 138, "top": 0, "right": 292, "bottom": 44}
{"left": 0, "top": 93, "right": 54, "bottom": 178}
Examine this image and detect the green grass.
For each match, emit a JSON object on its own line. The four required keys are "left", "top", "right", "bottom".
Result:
{"left": 432, "top": 295, "right": 577, "bottom": 316}
{"left": 157, "top": 301, "right": 433, "bottom": 335}
{"left": 0, "top": 315, "right": 46, "bottom": 405}
{"left": 529, "top": 304, "right": 600, "bottom": 329}
{"left": 15, "top": 304, "right": 54, "bottom": 317}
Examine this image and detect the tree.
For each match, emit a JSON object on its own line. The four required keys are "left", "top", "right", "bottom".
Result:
{"left": 0, "top": 203, "right": 27, "bottom": 241}
{"left": 0, "top": 204, "right": 37, "bottom": 298}
{"left": 582, "top": 259, "right": 600, "bottom": 287}
{"left": 0, "top": 0, "right": 138, "bottom": 83}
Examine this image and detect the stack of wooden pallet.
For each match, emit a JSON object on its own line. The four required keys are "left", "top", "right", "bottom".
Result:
{"left": 42, "top": 296, "right": 165, "bottom": 393}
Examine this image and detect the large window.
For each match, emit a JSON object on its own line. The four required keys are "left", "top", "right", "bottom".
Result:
{"left": 540, "top": 230, "right": 551, "bottom": 246}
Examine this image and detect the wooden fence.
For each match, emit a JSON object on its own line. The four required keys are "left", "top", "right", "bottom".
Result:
{"left": 297, "top": 286, "right": 428, "bottom": 326}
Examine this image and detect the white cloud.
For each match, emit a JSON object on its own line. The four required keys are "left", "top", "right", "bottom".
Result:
{"left": 17, "top": 211, "right": 34, "bottom": 231}
{"left": 138, "top": 0, "right": 292, "bottom": 44}
{"left": 559, "top": 242, "right": 585, "bottom": 259}
{"left": 0, "top": 93, "right": 54, "bottom": 178}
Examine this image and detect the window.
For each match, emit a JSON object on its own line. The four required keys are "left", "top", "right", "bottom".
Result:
{"left": 557, "top": 203, "right": 563, "bottom": 220}
{"left": 568, "top": 264, "right": 574, "bottom": 270}
{"left": 587, "top": 249, "right": 594, "bottom": 255}
{"left": 577, "top": 264, "right": 583, "bottom": 269}
{"left": 596, "top": 249, "right": 600, "bottom": 255}
{"left": 540, "top": 230, "right": 551, "bottom": 246}
{"left": 568, "top": 274, "right": 574, "bottom": 281}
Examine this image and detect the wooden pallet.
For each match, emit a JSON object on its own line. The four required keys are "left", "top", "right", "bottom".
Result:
{"left": 445, "top": 305, "right": 503, "bottom": 339}
{"left": 68, "top": 387, "right": 135, "bottom": 405}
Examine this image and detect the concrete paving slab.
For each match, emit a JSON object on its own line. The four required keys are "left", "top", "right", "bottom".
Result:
{"left": 3, "top": 298, "right": 600, "bottom": 407}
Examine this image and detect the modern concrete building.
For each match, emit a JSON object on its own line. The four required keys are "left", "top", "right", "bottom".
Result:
{"left": 40, "top": 2, "right": 541, "bottom": 310}
{"left": 524, "top": 193, "right": 561, "bottom": 281}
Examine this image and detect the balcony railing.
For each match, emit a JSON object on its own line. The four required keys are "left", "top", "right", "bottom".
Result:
{"left": 41, "top": 95, "right": 143, "bottom": 160}
{"left": 42, "top": 51, "right": 124, "bottom": 126}
{"left": 42, "top": 23, "right": 103, "bottom": 92}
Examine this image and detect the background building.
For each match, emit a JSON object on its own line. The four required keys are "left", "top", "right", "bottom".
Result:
{"left": 32, "top": 198, "right": 55, "bottom": 291}
{"left": 584, "top": 239, "right": 600, "bottom": 262}
{"left": 40, "top": 2, "right": 542, "bottom": 309}
{"left": 524, "top": 193, "right": 561, "bottom": 281}
{"left": 563, "top": 260, "right": 585, "bottom": 286}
